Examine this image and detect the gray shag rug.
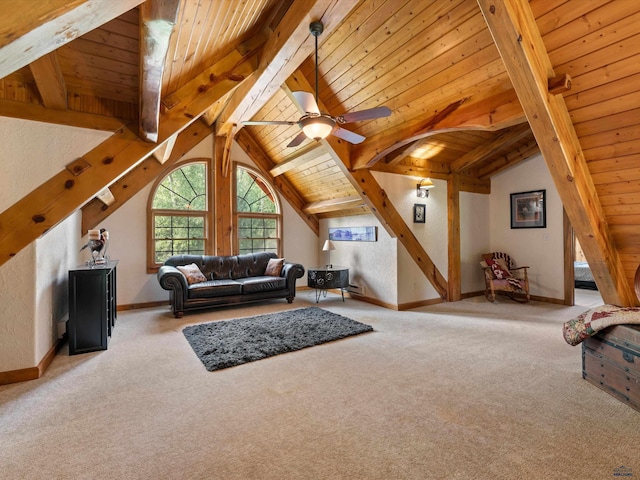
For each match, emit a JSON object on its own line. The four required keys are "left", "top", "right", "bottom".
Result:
{"left": 182, "top": 307, "right": 373, "bottom": 371}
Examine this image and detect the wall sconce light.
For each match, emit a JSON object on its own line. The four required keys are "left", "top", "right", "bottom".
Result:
{"left": 322, "top": 239, "right": 336, "bottom": 268}
{"left": 416, "top": 178, "right": 435, "bottom": 198}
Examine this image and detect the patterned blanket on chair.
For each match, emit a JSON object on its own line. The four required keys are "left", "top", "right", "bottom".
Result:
{"left": 562, "top": 304, "right": 640, "bottom": 346}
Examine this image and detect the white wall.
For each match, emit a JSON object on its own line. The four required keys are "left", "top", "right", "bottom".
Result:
{"left": 0, "top": 119, "right": 110, "bottom": 372}
{"left": 460, "top": 191, "right": 491, "bottom": 294}
{"left": 489, "top": 153, "right": 564, "bottom": 300}
{"left": 0, "top": 118, "right": 111, "bottom": 212}
{"left": 320, "top": 215, "right": 398, "bottom": 306}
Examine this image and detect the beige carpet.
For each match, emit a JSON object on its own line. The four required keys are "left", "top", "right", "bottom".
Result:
{"left": 1, "top": 290, "right": 638, "bottom": 480}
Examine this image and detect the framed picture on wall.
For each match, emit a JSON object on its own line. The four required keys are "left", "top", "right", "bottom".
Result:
{"left": 413, "top": 204, "right": 426, "bottom": 223}
{"left": 510, "top": 190, "right": 546, "bottom": 228}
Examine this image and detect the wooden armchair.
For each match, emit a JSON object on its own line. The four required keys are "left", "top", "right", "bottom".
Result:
{"left": 481, "top": 252, "right": 530, "bottom": 303}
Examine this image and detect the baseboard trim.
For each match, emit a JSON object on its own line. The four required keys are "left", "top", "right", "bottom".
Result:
{"left": 0, "top": 338, "right": 63, "bottom": 386}
{"left": 397, "top": 297, "right": 444, "bottom": 310}
{"left": 117, "top": 300, "right": 170, "bottom": 311}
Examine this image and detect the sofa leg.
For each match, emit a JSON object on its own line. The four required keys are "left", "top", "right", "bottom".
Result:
{"left": 286, "top": 296, "right": 294, "bottom": 304}
{"left": 174, "top": 311, "right": 184, "bottom": 318}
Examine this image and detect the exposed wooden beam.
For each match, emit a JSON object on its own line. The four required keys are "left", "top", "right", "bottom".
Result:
{"left": 81, "top": 121, "right": 212, "bottom": 232}
{"left": 478, "top": 0, "right": 636, "bottom": 306}
{"left": 152, "top": 134, "right": 177, "bottom": 164}
{"left": 0, "top": 0, "right": 144, "bottom": 79}
{"left": 475, "top": 140, "right": 540, "bottom": 180}
{"left": 303, "top": 196, "right": 364, "bottom": 215}
{"left": 0, "top": 42, "right": 261, "bottom": 266}
{"left": 139, "top": 0, "right": 180, "bottom": 142}
{"left": 270, "top": 143, "right": 325, "bottom": 177}
{"left": 450, "top": 123, "right": 532, "bottom": 173}
{"left": 284, "top": 70, "right": 449, "bottom": 300}
{"left": 28, "top": 52, "right": 67, "bottom": 110}
{"left": 0, "top": 99, "right": 125, "bottom": 131}
{"left": 384, "top": 138, "right": 429, "bottom": 166}
{"left": 235, "top": 129, "right": 319, "bottom": 236}
{"left": 351, "top": 88, "right": 526, "bottom": 170}
{"left": 216, "top": 0, "right": 360, "bottom": 136}
{"left": 221, "top": 124, "right": 235, "bottom": 178}
{"left": 448, "top": 175, "right": 461, "bottom": 301}
{"left": 214, "top": 134, "right": 233, "bottom": 255}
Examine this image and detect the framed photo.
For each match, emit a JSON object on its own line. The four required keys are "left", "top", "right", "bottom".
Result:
{"left": 510, "top": 190, "right": 546, "bottom": 229}
{"left": 329, "top": 226, "right": 377, "bottom": 242}
{"left": 413, "top": 204, "right": 426, "bottom": 223}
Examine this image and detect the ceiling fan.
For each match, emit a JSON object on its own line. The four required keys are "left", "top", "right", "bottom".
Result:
{"left": 242, "top": 21, "right": 392, "bottom": 148}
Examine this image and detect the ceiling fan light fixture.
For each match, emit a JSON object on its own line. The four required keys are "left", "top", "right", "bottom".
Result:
{"left": 300, "top": 115, "right": 335, "bottom": 140}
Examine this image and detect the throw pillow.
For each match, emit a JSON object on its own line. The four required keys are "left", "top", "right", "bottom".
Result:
{"left": 264, "top": 258, "right": 285, "bottom": 277}
{"left": 177, "top": 263, "right": 207, "bottom": 285}
{"left": 486, "top": 258, "right": 511, "bottom": 280}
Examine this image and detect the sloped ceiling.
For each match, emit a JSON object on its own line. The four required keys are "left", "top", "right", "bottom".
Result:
{"left": 0, "top": 0, "right": 639, "bottom": 305}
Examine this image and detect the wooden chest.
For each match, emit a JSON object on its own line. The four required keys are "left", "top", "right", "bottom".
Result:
{"left": 582, "top": 324, "right": 640, "bottom": 412}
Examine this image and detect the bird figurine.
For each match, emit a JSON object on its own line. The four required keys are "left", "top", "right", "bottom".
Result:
{"left": 81, "top": 228, "right": 108, "bottom": 264}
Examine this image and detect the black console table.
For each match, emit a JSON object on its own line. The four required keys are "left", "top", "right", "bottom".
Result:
{"left": 307, "top": 266, "right": 349, "bottom": 303}
{"left": 67, "top": 260, "right": 118, "bottom": 355}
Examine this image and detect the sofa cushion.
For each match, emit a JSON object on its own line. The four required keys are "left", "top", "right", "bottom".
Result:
{"left": 188, "top": 279, "right": 242, "bottom": 298}
{"left": 265, "top": 257, "right": 285, "bottom": 276}
{"left": 236, "top": 276, "right": 287, "bottom": 294}
{"left": 177, "top": 263, "right": 207, "bottom": 285}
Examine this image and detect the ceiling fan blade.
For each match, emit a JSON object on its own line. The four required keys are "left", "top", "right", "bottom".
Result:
{"left": 242, "top": 120, "right": 296, "bottom": 126}
{"left": 286, "top": 131, "right": 308, "bottom": 148}
{"left": 337, "top": 106, "right": 392, "bottom": 124}
{"left": 291, "top": 91, "right": 320, "bottom": 114}
{"left": 332, "top": 127, "right": 366, "bottom": 145}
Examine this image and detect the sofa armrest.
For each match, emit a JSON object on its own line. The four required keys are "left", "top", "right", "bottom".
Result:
{"left": 282, "top": 262, "right": 305, "bottom": 295}
{"left": 157, "top": 265, "right": 189, "bottom": 302}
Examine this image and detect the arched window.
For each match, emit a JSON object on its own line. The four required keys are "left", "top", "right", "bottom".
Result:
{"left": 148, "top": 160, "right": 208, "bottom": 270}
{"left": 235, "top": 165, "right": 281, "bottom": 256}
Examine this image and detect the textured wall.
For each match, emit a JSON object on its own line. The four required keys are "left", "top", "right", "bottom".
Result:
{"left": 489, "top": 153, "right": 564, "bottom": 300}
{"left": 0, "top": 118, "right": 109, "bottom": 372}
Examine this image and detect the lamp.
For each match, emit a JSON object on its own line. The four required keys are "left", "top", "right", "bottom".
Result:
{"left": 300, "top": 114, "right": 335, "bottom": 140}
{"left": 416, "top": 178, "right": 435, "bottom": 198}
{"left": 322, "top": 239, "right": 336, "bottom": 268}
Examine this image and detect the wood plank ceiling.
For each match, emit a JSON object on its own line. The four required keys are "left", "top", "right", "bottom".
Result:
{"left": 0, "top": 0, "right": 639, "bottom": 305}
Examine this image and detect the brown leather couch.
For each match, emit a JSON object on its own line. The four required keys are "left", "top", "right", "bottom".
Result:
{"left": 157, "top": 252, "right": 305, "bottom": 317}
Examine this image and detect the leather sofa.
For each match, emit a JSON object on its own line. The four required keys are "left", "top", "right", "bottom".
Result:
{"left": 157, "top": 252, "right": 305, "bottom": 317}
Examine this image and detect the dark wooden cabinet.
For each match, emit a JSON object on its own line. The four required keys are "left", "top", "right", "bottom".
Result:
{"left": 67, "top": 261, "right": 118, "bottom": 355}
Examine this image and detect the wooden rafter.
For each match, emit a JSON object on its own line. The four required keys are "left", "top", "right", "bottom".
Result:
{"left": 303, "top": 196, "right": 364, "bottom": 215}
{"left": 152, "top": 134, "right": 177, "bottom": 164}
{"left": 270, "top": 143, "right": 325, "bottom": 177}
{"left": 235, "top": 129, "right": 319, "bottom": 236}
{"left": 139, "top": 0, "right": 180, "bottom": 142}
{"left": 0, "top": 99, "right": 126, "bottom": 131}
{"left": 0, "top": 0, "right": 143, "bottom": 79}
{"left": 215, "top": 0, "right": 360, "bottom": 136}
{"left": 0, "top": 41, "right": 262, "bottom": 267}
{"left": 477, "top": 0, "right": 636, "bottom": 306}
{"left": 351, "top": 88, "right": 526, "bottom": 170}
{"left": 28, "top": 52, "right": 67, "bottom": 110}
{"left": 450, "top": 123, "right": 532, "bottom": 173}
{"left": 81, "top": 121, "right": 212, "bottom": 232}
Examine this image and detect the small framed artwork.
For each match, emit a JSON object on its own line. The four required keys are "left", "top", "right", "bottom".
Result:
{"left": 329, "top": 226, "right": 377, "bottom": 242}
{"left": 413, "top": 204, "right": 426, "bottom": 223}
{"left": 510, "top": 189, "right": 546, "bottom": 229}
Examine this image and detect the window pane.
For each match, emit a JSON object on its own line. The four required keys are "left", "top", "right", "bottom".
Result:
{"left": 236, "top": 167, "right": 277, "bottom": 213}
{"left": 153, "top": 163, "right": 206, "bottom": 211}
{"left": 153, "top": 214, "right": 206, "bottom": 263}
